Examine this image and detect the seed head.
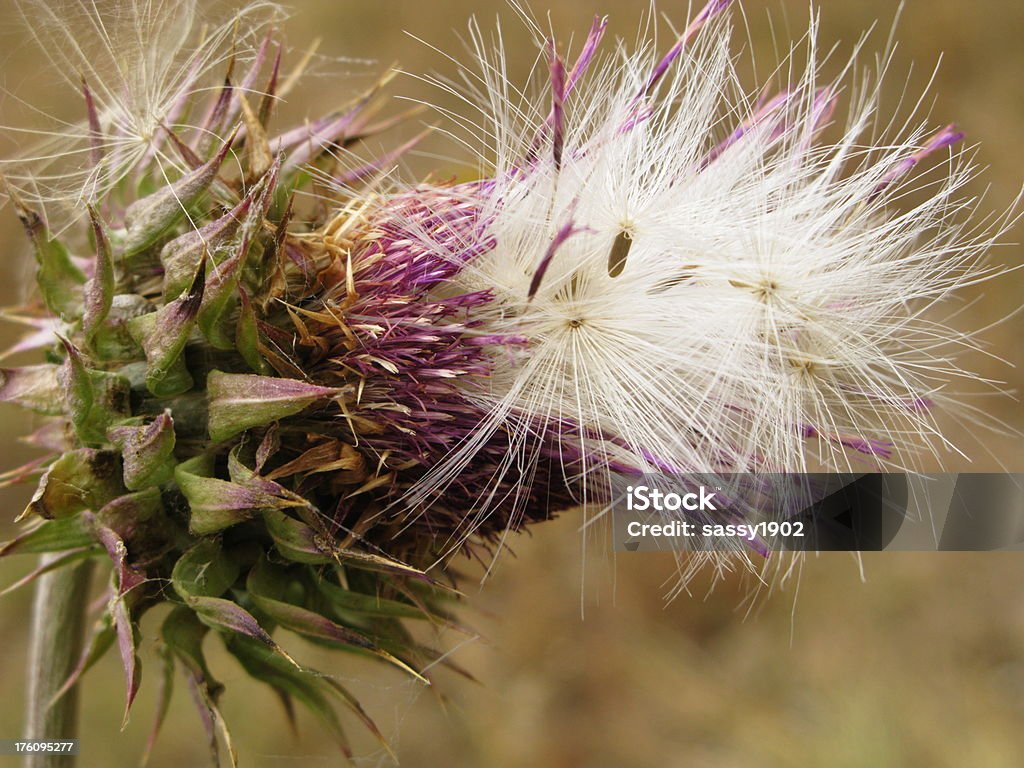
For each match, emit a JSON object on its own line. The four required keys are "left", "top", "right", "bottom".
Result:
{"left": 390, "top": 0, "right": 1015, "bottom": 544}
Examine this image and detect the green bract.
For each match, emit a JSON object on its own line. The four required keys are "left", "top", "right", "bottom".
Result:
{"left": 0, "top": 20, "right": 454, "bottom": 764}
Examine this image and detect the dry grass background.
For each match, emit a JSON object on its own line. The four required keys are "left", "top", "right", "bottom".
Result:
{"left": 0, "top": 1, "right": 1022, "bottom": 766}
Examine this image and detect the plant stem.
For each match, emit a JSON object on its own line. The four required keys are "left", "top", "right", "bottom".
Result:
{"left": 24, "top": 556, "right": 94, "bottom": 768}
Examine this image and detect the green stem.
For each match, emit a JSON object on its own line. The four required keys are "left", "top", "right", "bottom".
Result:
{"left": 24, "top": 556, "right": 94, "bottom": 768}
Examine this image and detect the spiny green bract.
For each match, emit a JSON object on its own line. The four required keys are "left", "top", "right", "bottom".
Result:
{"left": 0, "top": 19, "right": 467, "bottom": 765}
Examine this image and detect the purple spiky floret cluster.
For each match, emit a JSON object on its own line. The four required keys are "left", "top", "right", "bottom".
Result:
{"left": 280, "top": 188, "right": 584, "bottom": 547}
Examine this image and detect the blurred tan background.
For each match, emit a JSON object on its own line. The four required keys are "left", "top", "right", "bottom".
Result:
{"left": 0, "top": 1, "right": 1023, "bottom": 766}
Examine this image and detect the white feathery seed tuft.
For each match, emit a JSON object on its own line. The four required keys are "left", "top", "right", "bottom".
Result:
{"left": 0, "top": 0, "right": 282, "bottom": 224}
{"left": 397, "top": 1, "right": 1016, "bottom": 539}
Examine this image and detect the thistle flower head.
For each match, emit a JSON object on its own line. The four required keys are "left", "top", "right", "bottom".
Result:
{"left": 0, "top": 0, "right": 1016, "bottom": 762}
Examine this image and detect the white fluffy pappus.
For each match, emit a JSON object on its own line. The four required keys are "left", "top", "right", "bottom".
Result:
{"left": 0, "top": 0, "right": 282, "bottom": 224}
{"left": 396, "top": 0, "right": 1016, "bottom": 540}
